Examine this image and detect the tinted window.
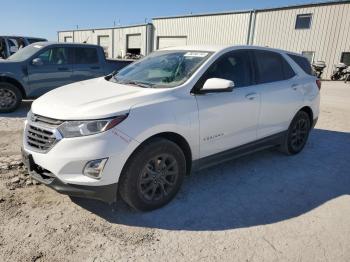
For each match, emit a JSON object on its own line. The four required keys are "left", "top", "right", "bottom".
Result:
{"left": 74, "top": 47, "right": 98, "bottom": 64}
{"left": 0, "top": 37, "right": 6, "bottom": 59}
{"left": 200, "top": 50, "right": 253, "bottom": 88}
{"left": 27, "top": 38, "right": 46, "bottom": 44}
{"left": 341, "top": 52, "right": 350, "bottom": 66}
{"left": 295, "top": 14, "right": 312, "bottom": 29}
{"left": 288, "top": 54, "right": 313, "bottom": 75}
{"left": 37, "top": 47, "right": 68, "bottom": 65}
{"left": 254, "top": 50, "right": 294, "bottom": 84}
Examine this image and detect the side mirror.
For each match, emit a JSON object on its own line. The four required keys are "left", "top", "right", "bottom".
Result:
{"left": 32, "top": 58, "right": 43, "bottom": 66}
{"left": 200, "top": 78, "right": 235, "bottom": 93}
{"left": 10, "top": 46, "right": 18, "bottom": 54}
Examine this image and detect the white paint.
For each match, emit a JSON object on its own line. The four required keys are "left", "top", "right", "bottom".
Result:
{"left": 25, "top": 45, "right": 319, "bottom": 189}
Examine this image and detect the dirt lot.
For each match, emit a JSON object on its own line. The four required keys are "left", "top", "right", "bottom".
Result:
{"left": 0, "top": 81, "right": 349, "bottom": 262}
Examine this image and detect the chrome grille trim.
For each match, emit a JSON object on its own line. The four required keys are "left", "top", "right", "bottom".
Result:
{"left": 25, "top": 114, "right": 63, "bottom": 153}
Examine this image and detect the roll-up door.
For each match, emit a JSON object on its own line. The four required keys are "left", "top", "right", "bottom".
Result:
{"left": 158, "top": 37, "right": 187, "bottom": 49}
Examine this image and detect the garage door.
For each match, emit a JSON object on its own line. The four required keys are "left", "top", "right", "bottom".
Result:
{"left": 158, "top": 37, "right": 187, "bottom": 49}
{"left": 98, "top": 35, "right": 110, "bottom": 57}
{"left": 127, "top": 34, "right": 141, "bottom": 49}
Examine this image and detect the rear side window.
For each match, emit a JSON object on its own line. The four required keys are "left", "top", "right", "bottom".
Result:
{"left": 288, "top": 54, "right": 313, "bottom": 75}
{"left": 254, "top": 50, "right": 295, "bottom": 84}
{"left": 74, "top": 47, "right": 99, "bottom": 64}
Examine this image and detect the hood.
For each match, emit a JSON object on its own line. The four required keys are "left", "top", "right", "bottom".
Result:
{"left": 32, "top": 77, "right": 165, "bottom": 120}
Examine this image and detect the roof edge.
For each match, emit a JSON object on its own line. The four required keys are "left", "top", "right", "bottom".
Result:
{"left": 57, "top": 23, "right": 152, "bottom": 33}
{"left": 152, "top": 0, "right": 350, "bottom": 20}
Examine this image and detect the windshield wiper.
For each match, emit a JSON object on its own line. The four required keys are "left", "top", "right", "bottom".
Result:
{"left": 120, "top": 80, "right": 154, "bottom": 88}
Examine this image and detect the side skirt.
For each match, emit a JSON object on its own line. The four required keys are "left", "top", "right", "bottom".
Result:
{"left": 192, "top": 131, "right": 287, "bottom": 172}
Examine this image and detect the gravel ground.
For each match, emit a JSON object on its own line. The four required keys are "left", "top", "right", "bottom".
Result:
{"left": 0, "top": 82, "right": 349, "bottom": 261}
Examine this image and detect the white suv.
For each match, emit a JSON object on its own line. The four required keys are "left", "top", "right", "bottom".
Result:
{"left": 22, "top": 45, "right": 320, "bottom": 211}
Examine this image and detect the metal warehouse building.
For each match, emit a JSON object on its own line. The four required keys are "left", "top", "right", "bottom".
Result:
{"left": 58, "top": 23, "right": 153, "bottom": 58}
{"left": 58, "top": 0, "right": 350, "bottom": 78}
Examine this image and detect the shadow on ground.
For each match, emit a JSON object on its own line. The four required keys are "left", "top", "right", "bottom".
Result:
{"left": 0, "top": 100, "right": 32, "bottom": 118}
{"left": 74, "top": 128, "right": 350, "bottom": 231}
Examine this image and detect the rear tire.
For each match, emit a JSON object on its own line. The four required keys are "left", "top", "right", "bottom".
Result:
{"left": 280, "top": 111, "right": 311, "bottom": 155}
{"left": 0, "top": 83, "right": 22, "bottom": 113}
{"left": 119, "top": 138, "right": 186, "bottom": 211}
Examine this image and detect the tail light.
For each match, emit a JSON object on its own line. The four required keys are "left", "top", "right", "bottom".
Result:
{"left": 316, "top": 79, "right": 321, "bottom": 90}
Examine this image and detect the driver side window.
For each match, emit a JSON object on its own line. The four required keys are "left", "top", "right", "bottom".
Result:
{"left": 37, "top": 47, "right": 68, "bottom": 65}
{"left": 200, "top": 50, "right": 253, "bottom": 88}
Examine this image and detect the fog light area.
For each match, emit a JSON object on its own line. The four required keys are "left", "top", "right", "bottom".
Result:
{"left": 83, "top": 158, "right": 108, "bottom": 179}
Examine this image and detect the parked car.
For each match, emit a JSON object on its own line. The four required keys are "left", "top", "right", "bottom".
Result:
{"left": 22, "top": 45, "right": 320, "bottom": 211}
{"left": 0, "top": 36, "right": 47, "bottom": 59}
{"left": 0, "top": 42, "right": 132, "bottom": 112}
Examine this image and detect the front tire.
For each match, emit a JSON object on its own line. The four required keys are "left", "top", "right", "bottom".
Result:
{"left": 0, "top": 83, "right": 22, "bottom": 113}
{"left": 280, "top": 111, "right": 311, "bottom": 155}
{"left": 119, "top": 138, "right": 186, "bottom": 211}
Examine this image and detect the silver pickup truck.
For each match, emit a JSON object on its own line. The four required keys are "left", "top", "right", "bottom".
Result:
{"left": 0, "top": 36, "right": 47, "bottom": 59}
{"left": 0, "top": 42, "right": 132, "bottom": 112}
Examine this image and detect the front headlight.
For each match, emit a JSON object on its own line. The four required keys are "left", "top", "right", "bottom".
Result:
{"left": 58, "top": 115, "right": 128, "bottom": 138}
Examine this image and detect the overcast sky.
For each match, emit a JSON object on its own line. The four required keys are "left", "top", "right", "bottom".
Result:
{"left": 1, "top": 0, "right": 330, "bottom": 40}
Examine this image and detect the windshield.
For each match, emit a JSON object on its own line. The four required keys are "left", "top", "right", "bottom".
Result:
{"left": 7, "top": 44, "right": 44, "bottom": 61}
{"left": 113, "top": 50, "right": 212, "bottom": 88}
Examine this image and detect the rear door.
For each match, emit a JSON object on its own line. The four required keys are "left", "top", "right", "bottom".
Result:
{"left": 27, "top": 46, "right": 73, "bottom": 96}
{"left": 252, "top": 49, "right": 304, "bottom": 139}
{"left": 72, "top": 47, "right": 104, "bottom": 82}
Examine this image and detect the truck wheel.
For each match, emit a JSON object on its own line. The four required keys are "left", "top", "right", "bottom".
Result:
{"left": 280, "top": 111, "right": 311, "bottom": 155}
{"left": 0, "top": 83, "right": 22, "bottom": 113}
{"left": 119, "top": 138, "right": 186, "bottom": 211}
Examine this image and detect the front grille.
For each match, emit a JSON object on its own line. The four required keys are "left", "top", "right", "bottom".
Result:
{"left": 25, "top": 114, "right": 63, "bottom": 153}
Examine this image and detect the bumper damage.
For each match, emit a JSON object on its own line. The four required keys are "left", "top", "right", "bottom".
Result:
{"left": 22, "top": 149, "right": 117, "bottom": 204}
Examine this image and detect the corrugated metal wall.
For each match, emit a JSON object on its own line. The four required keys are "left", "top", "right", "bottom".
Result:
{"left": 113, "top": 25, "right": 148, "bottom": 58}
{"left": 58, "top": 31, "right": 73, "bottom": 42}
{"left": 253, "top": 3, "right": 350, "bottom": 77}
{"left": 58, "top": 25, "right": 151, "bottom": 58}
{"left": 57, "top": 2, "right": 350, "bottom": 78}
{"left": 152, "top": 12, "right": 251, "bottom": 48}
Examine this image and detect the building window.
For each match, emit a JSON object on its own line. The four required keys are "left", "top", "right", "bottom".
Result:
{"left": 341, "top": 52, "right": 350, "bottom": 66}
{"left": 302, "top": 51, "right": 315, "bottom": 63}
{"left": 295, "top": 14, "right": 312, "bottom": 29}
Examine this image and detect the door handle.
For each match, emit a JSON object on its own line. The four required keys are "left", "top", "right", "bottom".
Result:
{"left": 58, "top": 67, "right": 69, "bottom": 71}
{"left": 291, "top": 83, "right": 299, "bottom": 90}
{"left": 90, "top": 66, "right": 101, "bottom": 69}
{"left": 245, "top": 93, "right": 257, "bottom": 100}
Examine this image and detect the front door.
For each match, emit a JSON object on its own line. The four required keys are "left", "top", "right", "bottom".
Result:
{"left": 28, "top": 46, "right": 73, "bottom": 97}
{"left": 195, "top": 50, "right": 261, "bottom": 158}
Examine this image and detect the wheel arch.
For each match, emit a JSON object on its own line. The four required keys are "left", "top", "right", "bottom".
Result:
{"left": 0, "top": 76, "right": 26, "bottom": 98}
{"left": 123, "top": 132, "right": 193, "bottom": 177}
{"left": 299, "top": 106, "right": 313, "bottom": 124}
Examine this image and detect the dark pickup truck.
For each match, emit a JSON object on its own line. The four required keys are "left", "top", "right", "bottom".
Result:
{"left": 0, "top": 42, "right": 132, "bottom": 112}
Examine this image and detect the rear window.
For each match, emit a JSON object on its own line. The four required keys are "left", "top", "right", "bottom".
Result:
{"left": 27, "top": 38, "right": 46, "bottom": 44}
{"left": 74, "top": 47, "right": 99, "bottom": 64}
{"left": 254, "top": 50, "right": 295, "bottom": 84}
{"left": 288, "top": 54, "right": 313, "bottom": 75}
